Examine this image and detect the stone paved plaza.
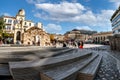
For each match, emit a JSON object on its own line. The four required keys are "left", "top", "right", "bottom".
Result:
{"left": 84, "top": 44, "right": 120, "bottom": 80}
{"left": 0, "top": 44, "right": 120, "bottom": 80}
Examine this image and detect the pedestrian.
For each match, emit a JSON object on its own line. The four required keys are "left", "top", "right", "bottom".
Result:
{"left": 77, "top": 42, "right": 80, "bottom": 48}
{"left": 79, "top": 41, "right": 84, "bottom": 49}
{"left": 63, "top": 42, "right": 67, "bottom": 47}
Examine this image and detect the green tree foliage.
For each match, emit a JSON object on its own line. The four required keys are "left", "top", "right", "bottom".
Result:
{"left": 50, "top": 34, "right": 55, "bottom": 41}
{"left": 0, "top": 18, "right": 14, "bottom": 39}
{"left": 0, "top": 18, "right": 5, "bottom": 38}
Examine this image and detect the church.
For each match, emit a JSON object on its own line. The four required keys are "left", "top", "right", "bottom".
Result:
{"left": 1, "top": 9, "right": 50, "bottom": 46}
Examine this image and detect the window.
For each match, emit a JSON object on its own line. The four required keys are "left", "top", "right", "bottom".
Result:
{"left": 112, "top": 15, "right": 120, "bottom": 23}
{"left": 24, "top": 22, "right": 27, "bottom": 25}
{"left": 13, "top": 26, "right": 15, "bottom": 30}
{"left": 101, "top": 37, "right": 102, "bottom": 40}
{"left": 4, "top": 19, "right": 7, "bottom": 22}
{"left": 14, "top": 20, "right": 18, "bottom": 24}
{"left": 6, "top": 26, "right": 11, "bottom": 30}
{"left": 29, "top": 23, "right": 31, "bottom": 26}
{"left": 41, "top": 23, "right": 43, "bottom": 29}
{"left": 104, "top": 37, "right": 105, "bottom": 40}
{"left": 118, "top": 29, "right": 120, "bottom": 32}
{"left": 112, "top": 21, "right": 120, "bottom": 28}
{"left": 115, "top": 30, "right": 118, "bottom": 33}
{"left": 113, "top": 31, "right": 115, "bottom": 34}
{"left": 8, "top": 19, "right": 12, "bottom": 24}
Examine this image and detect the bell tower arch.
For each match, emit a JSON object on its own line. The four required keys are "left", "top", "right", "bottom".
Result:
{"left": 14, "top": 9, "right": 25, "bottom": 44}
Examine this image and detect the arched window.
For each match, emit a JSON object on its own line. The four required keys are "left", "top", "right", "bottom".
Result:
{"left": 104, "top": 36, "right": 105, "bottom": 40}
{"left": 101, "top": 37, "right": 102, "bottom": 40}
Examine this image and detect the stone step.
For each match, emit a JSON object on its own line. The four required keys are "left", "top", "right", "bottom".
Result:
{"left": 0, "top": 64, "right": 10, "bottom": 76}
{"left": 0, "top": 48, "right": 70, "bottom": 56}
{"left": 0, "top": 48, "right": 75, "bottom": 76}
{"left": 0, "top": 48, "right": 73, "bottom": 64}
{"left": 0, "top": 47, "right": 69, "bottom": 53}
{"left": 9, "top": 50, "right": 92, "bottom": 80}
{"left": 77, "top": 55, "right": 102, "bottom": 80}
{"left": 40, "top": 53, "right": 98, "bottom": 80}
{"left": 0, "top": 49, "right": 74, "bottom": 64}
{"left": 35, "top": 48, "right": 76, "bottom": 58}
{"left": 0, "top": 54, "right": 39, "bottom": 64}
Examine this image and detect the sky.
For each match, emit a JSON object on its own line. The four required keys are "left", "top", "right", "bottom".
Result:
{"left": 0, "top": 0, "right": 120, "bottom": 34}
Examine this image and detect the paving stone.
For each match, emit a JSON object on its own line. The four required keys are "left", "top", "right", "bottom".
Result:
{"left": 85, "top": 45, "right": 120, "bottom": 80}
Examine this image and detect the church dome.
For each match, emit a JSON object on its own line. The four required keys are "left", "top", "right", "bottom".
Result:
{"left": 18, "top": 9, "right": 25, "bottom": 16}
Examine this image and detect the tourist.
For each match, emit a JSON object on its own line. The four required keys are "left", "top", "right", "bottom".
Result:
{"left": 77, "top": 42, "right": 80, "bottom": 48}
{"left": 79, "top": 41, "right": 84, "bottom": 49}
{"left": 63, "top": 42, "right": 67, "bottom": 47}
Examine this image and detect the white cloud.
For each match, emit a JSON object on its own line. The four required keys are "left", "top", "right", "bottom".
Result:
{"left": 35, "top": 2, "right": 114, "bottom": 25}
{"left": 26, "top": 0, "right": 45, "bottom": 4}
{"left": 96, "top": 10, "right": 114, "bottom": 27}
{"left": 35, "top": 2, "right": 85, "bottom": 15}
{"left": 44, "top": 23, "right": 62, "bottom": 33}
{"left": 34, "top": 2, "right": 86, "bottom": 22}
{"left": 76, "top": 26, "right": 92, "bottom": 30}
{"left": 33, "top": 1, "right": 115, "bottom": 32}
{"left": 75, "top": 11, "right": 97, "bottom": 26}
{"left": 109, "top": 0, "right": 120, "bottom": 8}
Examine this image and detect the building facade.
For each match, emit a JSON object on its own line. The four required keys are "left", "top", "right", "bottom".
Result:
{"left": 1, "top": 9, "right": 50, "bottom": 46}
{"left": 22, "top": 27, "right": 50, "bottom": 46}
{"left": 110, "top": 6, "right": 120, "bottom": 51}
{"left": 110, "top": 6, "right": 120, "bottom": 34}
{"left": 54, "top": 34, "right": 64, "bottom": 42}
{"left": 92, "top": 32, "right": 113, "bottom": 44}
{"left": 64, "top": 29, "right": 96, "bottom": 42}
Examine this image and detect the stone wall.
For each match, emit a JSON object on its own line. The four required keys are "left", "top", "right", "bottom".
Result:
{"left": 109, "top": 35, "right": 120, "bottom": 51}
{"left": 22, "top": 27, "right": 50, "bottom": 46}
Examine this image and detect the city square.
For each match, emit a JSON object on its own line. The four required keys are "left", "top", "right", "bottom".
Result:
{"left": 0, "top": 0, "right": 120, "bottom": 80}
{"left": 0, "top": 44, "right": 119, "bottom": 80}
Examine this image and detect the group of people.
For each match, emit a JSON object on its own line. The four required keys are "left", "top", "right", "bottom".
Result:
{"left": 63, "top": 41, "right": 84, "bottom": 49}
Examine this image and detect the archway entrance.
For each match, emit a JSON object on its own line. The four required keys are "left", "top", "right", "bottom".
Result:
{"left": 16, "top": 31, "right": 21, "bottom": 41}
{"left": 35, "top": 35, "right": 40, "bottom": 46}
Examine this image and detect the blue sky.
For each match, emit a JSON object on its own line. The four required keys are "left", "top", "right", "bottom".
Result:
{"left": 0, "top": 0, "right": 120, "bottom": 34}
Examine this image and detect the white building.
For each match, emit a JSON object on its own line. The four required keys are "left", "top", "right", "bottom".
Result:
{"left": 110, "top": 6, "right": 120, "bottom": 35}
{"left": 1, "top": 9, "right": 50, "bottom": 45}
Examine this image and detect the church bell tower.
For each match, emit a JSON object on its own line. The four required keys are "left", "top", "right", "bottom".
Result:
{"left": 14, "top": 9, "right": 25, "bottom": 44}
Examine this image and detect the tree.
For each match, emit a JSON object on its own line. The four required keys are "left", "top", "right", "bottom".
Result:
{"left": 50, "top": 34, "right": 55, "bottom": 41}
{"left": 0, "top": 18, "right": 5, "bottom": 38}
{"left": 2, "top": 32, "right": 14, "bottom": 38}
